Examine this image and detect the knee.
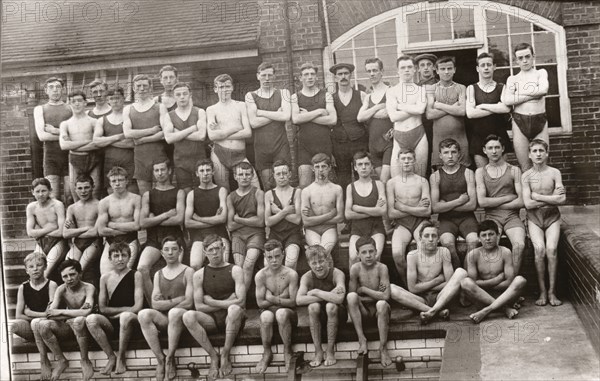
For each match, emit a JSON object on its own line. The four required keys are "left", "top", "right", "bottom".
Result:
{"left": 461, "top": 277, "right": 476, "bottom": 291}
{"left": 514, "top": 276, "right": 527, "bottom": 289}
{"left": 346, "top": 292, "right": 359, "bottom": 305}
{"left": 376, "top": 300, "right": 390, "bottom": 314}
{"left": 275, "top": 309, "right": 292, "bottom": 324}
{"left": 228, "top": 304, "right": 243, "bottom": 320}
{"left": 308, "top": 303, "right": 321, "bottom": 316}
{"left": 454, "top": 267, "right": 468, "bottom": 279}
{"left": 85, "top": 314, "right": 101, "bottom": 328}
{"left": 137, "top": 310, "right": 152, "bottom": 326}
{"left": 70, "top": 316, "right": 87, "bottom": 332}
{"left": 120, "top": 312, "right": 137, "bottom": 327}
{"left": 260, "top": 311, "right": 275, "bottom": 325}
{"left": 137, "top": 266, "right": 150, "bottom": 276}
{"left": 533, "top": 245, "right": 546, "bottom": 260}
{"left": 182, "top": 311, "right": 196, "bottom": 328}
{"left": 325, "top": 303, "right": 338, "bottom": 317}
{"left": 168, "top": 308, "right": 186, "bottom": 322}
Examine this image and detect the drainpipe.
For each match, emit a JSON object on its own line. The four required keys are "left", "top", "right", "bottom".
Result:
{"left": 321, "top": 0, "right": 334, "bottom": 90}
{"left": 283, "top": 0, "right": 295, "bottom": 93}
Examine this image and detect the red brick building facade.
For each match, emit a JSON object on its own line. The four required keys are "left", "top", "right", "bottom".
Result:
{"left": 1, "top": 0, "right": 599, "bottom": 241}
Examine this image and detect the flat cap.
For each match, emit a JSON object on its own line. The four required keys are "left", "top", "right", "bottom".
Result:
{"left": 414, "top": 53, "right": 438, "bottom": 64}
{"left": 329, "top": 62, "right": 355, "bottom": 74}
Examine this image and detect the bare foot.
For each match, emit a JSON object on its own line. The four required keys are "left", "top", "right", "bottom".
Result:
{"left": 380, "top": 347, "right": 393, "bottom": 367}
{"left": 535, "top": 292, "right": 548, "bottom": 306}
{"left": 505, "top": 307, "right": 519, "bottom": 319}
{"left": 40, "top": 358, "right": 52, "bottom": 381}
{"left": 310, "top": 351, "right": 324, "bottom": 367}
{"left": 439, "top": 309, "right": 450, "bottom": 320}
{"left": 420, "top": 310, "right": 435, "bottom": 325}
{"left": 165, "top": 356, "right": 177, "bottom": 380}
{"left": 513, "top": 296, "right": 525, "bottom": 310}
{"left": 156, "top": 358, "right": 165, "bottom": 381}
{"left": 324, "top": 350, "right": 337, "bottom": 366}
{"left": 284, "top": 350, "right": 292, "bottom": 372}
{"left": 357, "top": 338, "right": 368, "bottom": 355}
{"left": 255, "top": 350, "right": 273, "bottom": 373}
{"left": 50, "top": 358, "right": 68, "bottom": 381}
{"left": 548, "top": 294, "right": 562, "bottom": 306}
{"left": 219, "top": 354, "right": 232, "bottom": 377}
{"left": 208, "top": 355, "right": 219, "bottom": 381}
{"left": 81, "top": 359, "right": 94, "bottom": 381}
{"left": 469, "top": 310, "right": 488, "bottom": 324}
{"left": 100, "top": 355, "right": 116, "bottom": 375}
{"left": 114, "top": 356, "right": 127, "bottom": 375}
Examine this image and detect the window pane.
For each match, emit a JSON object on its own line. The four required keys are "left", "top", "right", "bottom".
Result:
{"left": 334, "top": 50, "right": 353, "bottom": 65}
{"left": 493, "top": 68, "right": 511, "bottom": 85}
{"left": 354, "top": 28, "right": 374, "bottom": 48}
{"left": 509, "top": 34, "right": 533, "bottom": 66}
{"left": 430, "top": 9, "right": 452, "bottom": 41}
{"left": 377, "top": 45, "right": 398, "bottom": 75}
{"left": 375, "top": 19, "right": 396, "bottom": 46}
{"left": 533, "top": 24, "right": 548, "bottom": 32}
{"left": 355, "top": 48, "right": 375, "bottom": 70}
{"left": 339, "top": 40, "right": 352, "bottom": 50}
{"left": 508, "top": 14, "right": 530, "bottom": 34}
{"left": 454, "top": 7, "right": 475, "bottom": 39}
{"left": 534, "top": 32, "right": 556, "bottom": 64}
{"left": 407, "top": 12, "right": 428, "bottom": 43}
{"left": 488, "top": 36, "right": 510, "bottom": 67}
{"left": 486, "top": 10, "right": 508, "bottom": 36}
{"left": 545, "top": 96, "right": 561, "bottom": 128}
{"left": 538, "top": 65, "right": 559, "bottom": 95}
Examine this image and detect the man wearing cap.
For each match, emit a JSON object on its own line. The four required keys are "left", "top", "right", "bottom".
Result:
{"left": 330, "top": 63, "right": 368, "bottom": 191}
{"left": 416, "top": 53, "right": 438, "bottom": 176}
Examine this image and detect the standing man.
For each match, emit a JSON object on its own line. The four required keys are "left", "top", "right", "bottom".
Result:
{"left": 522, "top": 139, "right": 566, "bottom": 306}
{"left": 139, "top": 159, "right": 185, "bottom": 303}
{"left": 207, "top": 74, "right": 259, "bottom": 190}
{"left": 501, "top": 43, "right": 549, "bottom": 170}
{"left": 330, "top": 63, "right": 368, "bottom": 191}
{"left": 386, "top": 150, "right": 431, "bottom": 287}
{"left": 186, "top": 159, "right": 230, "bottom": 270}
{"left": 254, "top": 239, "right": 299, "bottom": 373}
{"left": 163, "top": 82, "right": 207, "bottom": 194}
{"left": 291, "top": 63, "right": 337, "bottom": 188}
{"left": 59, "top": 91, "right": 101, "bottom": 201}
{"left": 357, "top": 58, "right": 393, "bottom": 183}
{"left": 264, "top": 160, "right": 303, "bottom": 270}
{"left": 301, "top": 153, "right": 344, "bottom": 258}
{"left": 227, "top": 162, "right": 265, "bottom": 291}
{"left": 466, "top": 53, "right": 512, "bottom": 168}
{"left": 245, "top": 63, "right": 292, "bottom": 189}
{"left": 475, "top": 135, "right": 526, "bottom": 274}
{"left": 93, "top": 88, "right": 137, "bottom": 194}
{"left": 386, "top": 56, "right": 428, "bottom": 178}
{"left": 183, "top": 234, "right": 246, "bottom": 380}
{"left": 415, "top": 53, "right": 438, "bottom": 176}
{"left": 97, "top": 167, "right": 141, "bottom": 275}
{"left": 123, "top": 74, "right": 168, "bottom": 196}
{"left": 26, "top": 178, "right": 67, "bottom": 278}
{"left": 63, "top": 175, "right": 101, "bottom": 273}
{"left": 34, "top": 77, "right": 72, "bottom": 201}
{"left": 138, "top": 237, "right": 194, "bottom": 381}
{"left": 154, "top": 65, "right": 179, "bottom": 112}
{"left": 430, "top": 139, "right": 479, "bottom": 269}
{"left": 426, "top": 56, "right": 470, "bottom": 169}
{"left": 87, "top": 80, "right": 112, "bottom": 119}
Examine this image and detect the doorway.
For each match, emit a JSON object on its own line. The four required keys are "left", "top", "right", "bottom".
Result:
{"left": 421, "top": 48, "right": 479, "bottom": 86}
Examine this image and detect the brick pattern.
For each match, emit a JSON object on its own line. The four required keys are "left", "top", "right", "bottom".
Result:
{"left": 9, "top": 339, "right": 444, "bottom": 380}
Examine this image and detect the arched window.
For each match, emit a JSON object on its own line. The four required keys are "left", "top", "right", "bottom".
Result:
{"left": 330, "top": 1, "right": 570, "bottom": 134}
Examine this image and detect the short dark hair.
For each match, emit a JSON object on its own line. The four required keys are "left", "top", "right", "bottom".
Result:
{"left": 106, "top": 87, "right": 125, "bottom": 97}
{"left": 257, "top": 62, "right": 274, "bottom": 73}
{"left": 396, "top": 55, "right": 416, "bottom": 67}
{"left": 203, "top": 234, "right": 222, "bottom": 248}
{"left": 355, "top": 236, "right": 376, "bottom": 252}
{"left": 233, "top": 161, "right": 253, "bottom": 174}
{"left": 529, "top": 138, "right": 549, "bottom": 152}
{"left": 272, "top": 160, "right": 290, "bottom": 171}
{"left": 483, "top": 134, "right": 505, "bottom": 148}
{"left": 300, "top": 62, "right": 319, "bottom": 74}
{"left": 75, "top": 174, "right": 94, "bottom": 188}
{"left": 513, "top": 42, "right": 534, "bottom": 55}
{"left": 264, "top": 239, "right": 283, "bottom": 252}
{"left": 196, "top": 158, "right": 214, "bottom": 170}
{"left": 306, "top": 244, "right": 328, "bottom": 262}
{"left": 476, "top": 52, "right": 495, "bottom": 65}
{"left": 352, "top": 150, "right": 371, "bottom": 166}
{"left": 478, "top": 220, "right": 499, "bottom": 235}
{"left": 398, "top": 149, "right": 416, "bottom": 158}
{"left": 311, "top": 153, "right": 331, "bottom": 166}
{"left": 159, "top": 65, "right": 178, "bottom": 77}
{"left": 152, "top": 158, "right": 171, "bottom": 169}
{"left": 59, "top": 259, "right": 82, "bottom": 274}
{"left": 161, "top": 235, "right": 183, "bottom": 250}
{"left": 418, "top": 220, "right": 439, "bottom": 237}
{"left": 132, "top": 74, "right": 151, "bottom": 84}
{"left": 365, "top": 58, "right": 383, "bottom": 70}
{"left": 31, "top": 178, "right": 51, "bottom": 191}
{"left": 109, "top": 242, "right": 131, "bottom": 258}
{"left": 107, "top": 166, "right": 129, "bottom": 180}
{"left": 173, "top": 82, "right": 191, "bottom": 92}
{"left": 439, "top": 138, "right": 461, "bottom": 152}
{"left": 69, "top": 90, "right": 87, "bottom": 101}
{"left": 436, "top": 56, "right": 456, "bottom": 67}
{"left": 214, "top": 74, "right": 233, "bottom": 86}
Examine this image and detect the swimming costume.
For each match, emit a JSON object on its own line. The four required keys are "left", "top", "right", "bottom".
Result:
{"left": 157, "top": 95, "right": 177, "bottom": 112}
{"left": 130, "top": 103, "right": 167, "bottom": 182}
{"left": 188, "top": 186, "right": 229, "bottom": 242}
{"left": 430, "top": 82, "right": 470, "bottom": 167}
{"left": 350, "top": 180, "right": 385, "bottom": 237}
{"left": 23, "top": 280, "right": 50, "bottom": 313}
{"left": 393, "top": 216, "right": 425, "bottom": 234}
{"left": 73, "top": 237, "right": 102, "bottom": 252}
{"left": 36, "top": 236, "right": 62, "bottom": 255}
{"left": 230, "top": 187, "right": 265, "bottom": 254}
{"left": 169, "top": 107, "right": 207, "bottom": 189}
{"left": 437, "top": 166, "right": 478, "bottom": 237}
{"left": 88, "top": 109, "right": 111, "bottom": 119}
{"left": 105, "top": 232, "right": 138, "bottom": 245}
{"left": 146, "top": 188, "right": 183, "bottom": 249}
{"left": 268, "top": 188, "right": 303, "bottom": 248}
{"left": 204, "top": 264, "right": 246, "bottom": 330}
{"left": 102, "top": 115, "right": 135, "bottom": 181}
{"left": 332, "top": 89, "right": 366, "bottom": 142}
{"left": 158, "top": 267, "right": 188, "bottom": 300}
{"left": 512, "top": 112, "right": 547, "bottom": 140}
{"left": 421, "top": 291, "right": 439, "bottom": 307}
{"left": 527, "top": 206, "right": 561, "bottom": 230}
{"left": 296, "top": 89, "right": 333, "bottom": 166}
{"left": 305, "top": 224, "right": 337, "bottom": 236}
{"left": 41, "top": 103, "right": 72, "bottom": 177}
{"left": 251, "top": 91, "right": 292, "bottom": 171}
{"left": 212, "top": 144, "right": 247, "bottom": 170}
{"left": 69, "top": 152, "right": 99, "bottom": 176}
{"left": 366, "top": 93, "right": 393, "bottom": 167}
{"left": 107, "top": 270, "right": 136, "bottom": 307}
{"left": 393, "top": 125, "right": 426, "bottom": 151}
{"left": 482, "top": 164, "right": 525, "bottom": 231}
{"left": 306, "top": 269, "right": 347, "bottom": 325}
{"left": 469, "top": 83, "right": 512, "bottom": 155}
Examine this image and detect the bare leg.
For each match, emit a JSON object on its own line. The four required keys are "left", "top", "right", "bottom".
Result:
{"left": 126, "top": 240, "right": 140, "bottom": 270}
{"left": 440, "top": 233, "right": 461, "bottom": 269}
{"left": 324, "top": 303, "right": 340, "bottom": 366}
{"left": 138, "top": 309, "right": 168, "bottom": 381}
{"left": 373, "top": 233, "right": 386, "bottom": 262}
{"left": 529, "top": 222, "right": 549, "bottom": 306}
{"left": 137, "top": 246, "right": 162, "bottom": 304}
{"left": 31, "top": 318, "right": 52, "bottom": 380}
{"left": 379, "top": 165, "right": 391, "bottom": 184}
{"left": 260, "top": 168, "right": 273, "bottom": 191}
{"left": 182, "top": 311, "right": 219, "bottom": 379}
{"left": 79, "top": 242, "right": 101, "bottom": 273}
{"left": 307, "top": 303, "right": 324, "bottom": 367}
{"left": 390, "top": 284, "right": 430, "bottom": 312}
{"left": 165, "top": 308, "right": 187, "bottom": 380}
{"left": 390, "top": 143, "right": 400, "bottom": 178}
{"left": 39, "top": 320, "right": 71, "bottom": 381}
{"left": 190, "top": 241, "right": 205, "bottom": 270}
{"left": 69, "top": 164, "right": 80, "bottom": 202}
{"left": 462, "top": 277, "right": 526, "bottom": 323}
{"left": 421, "top": 268, "right": 467, "bottom": 323}
{"left": 9, "top": 319, "right": 35, "bottom": 342}
{"left": 256, "top": 310, "right": 274, "bottom": 373}
{"left": 67, "top": 317, "right": 94, "bottom": 381}
{"left": 45, "top": 240, "right": 67, "bottom": 278}
{"left": 414, "top": 136, "right": 429, "bottom": 178}
{"left": 220, "top": 305, "right": 245, "bottom": 377}
{"left": 298, "top": 165, "right": 313, "bottom": 189}
{"left": 99, "top": 243, "right": 112, "bottom": 276}
{"left": 505, "top": 227, "right": 526, "bottom": 275}
{"left": 243, "top": 248, "right": 262, "bottom": 291}
{"left": 347, "top": 293, "right": 368, "bottom": 355}
{"left": 85, "top": 314, "right": 116, "bottom": 375}
{"left": 115, "top": 312, "right": 138, "bottom": 374}
{"left": 46, "top": 175, "right": 61, "bottom": 201}
{"left": 211, "top": 150, "right": 230, "bottom": 191}
{"left": 512, "top": 123, "right": 532, "bottom": 171}
{"left": 377, "top": 301, "right": 392, "bottom": 367}
{"left": 90, "top": 165, "right": 102, "bottom": 200}
{"left": 391, "top": 227, "right": 412, "bottom": 288}
{"left": 284, "top": 244, "right": 300, "bottom": 270}
{"left": 319, "top": 228, "right": 338, "bottom": 258}
{"left": 276, "top": 308, "right": 295, "bottom": 371}
{"left": 545, "top": 221, "right": 562, "bottom": 306}
{"left": 348, "top": 235, "right": 360, "bottom": 268}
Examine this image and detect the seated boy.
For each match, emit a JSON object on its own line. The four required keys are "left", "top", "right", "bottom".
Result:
{"left": 461, "top": 220, "right": 527, "bottom": 323}
{"left": 296, "top": 245, "right": 346, "bottom": 367}
{"left": 11, "top": 252, "right": 57, "bottom": 342}
{"left": 522, "top": 139, "right": 566, "bottom": 306}
{"left": 347, "top": 237, "right": 392, "bottom": 366}
{"left": 85, "top": 242, "right": 144, "bottom": 374}
{"left": 391, "top": 221, "right": 467, "bottom": 324}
